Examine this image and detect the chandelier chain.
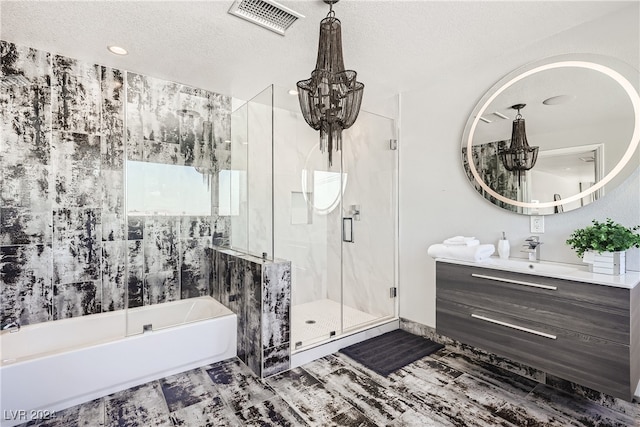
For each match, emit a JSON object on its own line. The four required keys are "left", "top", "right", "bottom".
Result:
{"left": 327, "top": 1, "right": 334, "bottom": 17}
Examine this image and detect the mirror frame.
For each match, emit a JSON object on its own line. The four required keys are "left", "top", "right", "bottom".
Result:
{"left": 462, "top": 54, "right": 640, "bottom": 213}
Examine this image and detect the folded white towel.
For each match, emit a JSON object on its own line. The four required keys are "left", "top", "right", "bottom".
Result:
{"left": 443, "top": 236, "right": 479, "bottom": 247}
{"left": 427, "top": 243, "right": 496, "bottom": 262}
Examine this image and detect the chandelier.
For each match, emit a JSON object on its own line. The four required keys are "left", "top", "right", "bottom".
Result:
{"left": 499, "top": 104, "right": 539, "bottom": 185}
{"left": 296, "top": 0, "right": 364, "bottom": 166}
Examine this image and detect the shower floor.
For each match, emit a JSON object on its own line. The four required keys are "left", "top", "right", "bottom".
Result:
{"left": 291, "top": 299, "right": 379, "bottom": 349}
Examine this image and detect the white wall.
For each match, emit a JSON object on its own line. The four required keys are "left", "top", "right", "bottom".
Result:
{"left": 399, "top": 5, "right": 640, "bottom": 327}
{"left": 530, "top": 169, "right": 583, "bottom": 212}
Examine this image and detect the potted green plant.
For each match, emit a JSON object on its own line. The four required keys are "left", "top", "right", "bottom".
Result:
{"left": 566, "top": 218, "right": 640, "bottom": 275}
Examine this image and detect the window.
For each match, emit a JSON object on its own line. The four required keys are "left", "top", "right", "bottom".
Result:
{"left": 126, "top": 161, "right": 212, "bottom": 216}
{"left": 218, "top": 169, "right": 242, "bottom": 216}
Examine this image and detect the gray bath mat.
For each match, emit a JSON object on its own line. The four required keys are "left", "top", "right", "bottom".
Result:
{"left": 340, "top": 329, "right": 445, "bottom": 376}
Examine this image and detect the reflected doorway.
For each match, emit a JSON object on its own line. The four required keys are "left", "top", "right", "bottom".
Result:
{"left": 529, "top": 144, "right": 604, "bottom": 213}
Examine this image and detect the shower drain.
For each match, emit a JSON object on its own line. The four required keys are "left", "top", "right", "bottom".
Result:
{"left": 305, "top": 320, "right": 316, "bottom": 324}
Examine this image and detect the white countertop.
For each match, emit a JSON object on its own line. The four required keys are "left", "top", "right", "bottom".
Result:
{"left": 435, "top": 257, "right": 640, "bottom": 289}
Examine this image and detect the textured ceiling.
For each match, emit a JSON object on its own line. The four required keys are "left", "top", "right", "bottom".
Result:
{"left": 0, "top": 0, "right": 633, "bottom": 113}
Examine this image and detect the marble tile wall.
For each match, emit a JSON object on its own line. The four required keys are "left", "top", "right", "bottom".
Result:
{"left": 124, "top": 70, "right": 231, "bottom": 308}
{"left": 261, "top": 260, "right": 291, "bottom": 377}
{"left": 125, "top": 71, "right": 230, "bottom": 170}
{"left": 212, "top": 248, "right": 291, "bottom": 377}
{"left": 0, "top": 40, "right": 231, "bottom": 329}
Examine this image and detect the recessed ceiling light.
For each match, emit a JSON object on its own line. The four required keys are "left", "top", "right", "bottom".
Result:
{"left": 107, "top": 45, "right": 128, "bottom": 56}
{"left": 543, "top": 95, "right": 575, "bottom": 105}
{"left": 288, "top": 89, "right": 298, "bottom": 96}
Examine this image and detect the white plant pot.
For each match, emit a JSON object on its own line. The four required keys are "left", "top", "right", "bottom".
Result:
{"left": 589, "top": 251, "right": 626, "bottom": 275}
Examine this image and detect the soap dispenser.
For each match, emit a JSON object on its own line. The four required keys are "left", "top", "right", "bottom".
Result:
{"left": 498, "top": 232, "right": 510, "bottom": 259}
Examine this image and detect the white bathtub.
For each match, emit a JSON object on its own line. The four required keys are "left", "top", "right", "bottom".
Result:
{"left": 0, "top": 296, "right": 236, "bottom": 427}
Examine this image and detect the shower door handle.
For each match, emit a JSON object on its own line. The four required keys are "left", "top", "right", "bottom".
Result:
{"left": 342, "top": 217, "right": 354, "bottom": 243}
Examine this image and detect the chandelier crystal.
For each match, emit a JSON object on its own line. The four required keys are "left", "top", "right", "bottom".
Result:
{"left": 499, "top": 103, "right": 539, "bottom": 185}
{"left": 296, "top": 0, "right": 364, "bottom": 165}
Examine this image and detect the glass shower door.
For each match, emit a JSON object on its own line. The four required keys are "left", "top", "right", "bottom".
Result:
{"left": 340, "top": 111, "right": 398, "bottom": 333}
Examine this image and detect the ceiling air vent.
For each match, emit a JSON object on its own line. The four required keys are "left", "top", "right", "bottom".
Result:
{"left": 228, "top": 0, "right": 304, "bottom": 36}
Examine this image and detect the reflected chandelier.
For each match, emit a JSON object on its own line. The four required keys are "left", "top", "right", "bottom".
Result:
{"left": 499, "top": 104, "right": 539, "bottom": 185}
{"left": 296, "top": 0, "right": 364, "bottom": 166}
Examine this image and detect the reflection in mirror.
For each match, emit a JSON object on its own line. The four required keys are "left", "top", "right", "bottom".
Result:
{"left": 126, "top": 161, "right": 212, "bottom": 215}
{"left": 301, "top": 170, "right": 348, "bottom": 215}
{"left": 530, "top": 144, "right": 603, "bottom": 213}
{"left": 462, "top": 55, "right": 640, "bottom": 215}
{"left": 300, "top": 142, "right": 348, "bottom": 215}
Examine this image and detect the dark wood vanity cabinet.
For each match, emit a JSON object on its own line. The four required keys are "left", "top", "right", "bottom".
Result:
{"left": 436, "top": 261, "right": 640, "bottom": 401}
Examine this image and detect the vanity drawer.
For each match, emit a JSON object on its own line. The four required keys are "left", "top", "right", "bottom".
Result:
{"left": 436, "top": 298, "right": 632, "bottom": 400}
{"left": 436, "top": 262, "right": 630, "bottom": 343}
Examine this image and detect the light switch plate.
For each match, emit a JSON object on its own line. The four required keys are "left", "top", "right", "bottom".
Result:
{"left": 530, "top": 215, "right": 544, "bottom": 233}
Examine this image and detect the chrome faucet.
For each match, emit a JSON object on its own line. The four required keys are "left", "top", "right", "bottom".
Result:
{"left": 522, "top": 236, "right": 543, "bottom": 262}
{"left": 2, "top": 319, "right": 20, "bottom": 333}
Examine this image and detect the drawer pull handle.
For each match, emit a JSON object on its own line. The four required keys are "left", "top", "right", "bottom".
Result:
{"left": 471, "top": 314, "right": 557, "bottom": 340}
{"left": 471, "top": 274, "right": 557, "bottom": 291}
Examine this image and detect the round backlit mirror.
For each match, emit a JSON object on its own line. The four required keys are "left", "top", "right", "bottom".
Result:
{"left": 462, "top": 54, "right": 640, "bottom": 215}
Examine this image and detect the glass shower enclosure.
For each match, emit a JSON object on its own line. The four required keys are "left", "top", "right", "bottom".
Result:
{"left": 226, "top": 85, "right": 398, "bottom": 351}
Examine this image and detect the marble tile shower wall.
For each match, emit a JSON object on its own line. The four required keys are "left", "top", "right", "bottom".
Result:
{"left": 212, "top": 249, "right": 291, "bottom": 378}
{"left": 0, "top": 40, "right": 231, "bottom": 328}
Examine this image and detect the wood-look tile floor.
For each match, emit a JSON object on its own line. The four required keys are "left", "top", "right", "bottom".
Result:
{"left": 21, "top": 344, "right": 640, "bottom": 426}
